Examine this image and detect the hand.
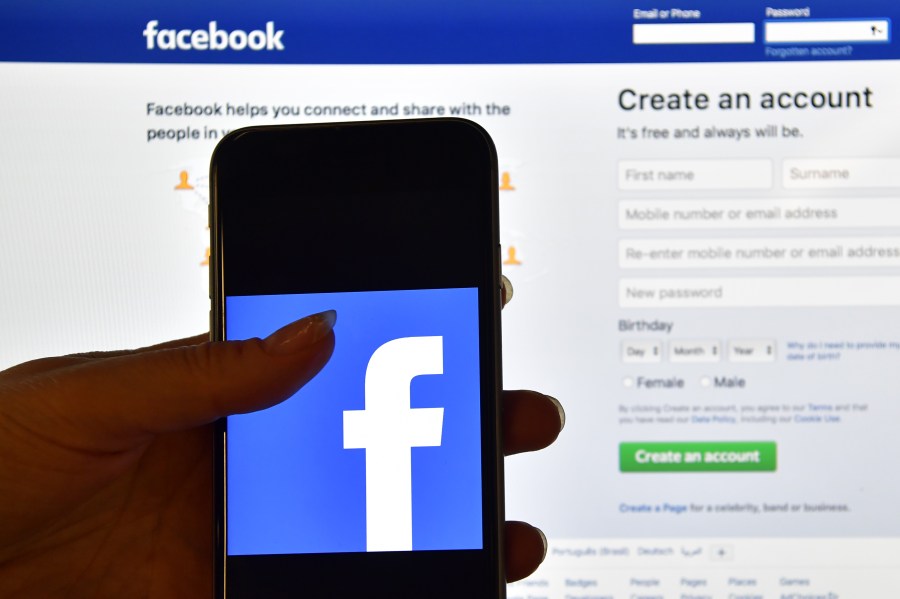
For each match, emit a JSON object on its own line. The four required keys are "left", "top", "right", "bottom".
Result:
{"left": 0, "top": 310, "right": 562, "bottom": 597}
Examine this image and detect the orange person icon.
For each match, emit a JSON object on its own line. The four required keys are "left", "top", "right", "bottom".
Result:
{"left": 201, "top": 246, "right": 210, "bottom": 266}
{"left": 503, "top": 245, "right": 522, "bottom": 265}
{"left": 175, "top": 170, "right": 194, "bottom": 190}
{"left": 499, "top": 171, "right": 515, "bottom": 191}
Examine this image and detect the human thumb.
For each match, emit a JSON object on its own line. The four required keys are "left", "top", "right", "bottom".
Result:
{"left": 7, "top": 310, "right": 336, "bottom": 453}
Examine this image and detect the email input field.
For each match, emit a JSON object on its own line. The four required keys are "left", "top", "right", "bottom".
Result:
{"left": 619, "top": 159, "right": 772, "bottom": 191}
{"left": 620, "top": 277, "right": 900, "bottom": 308}
{"left": 619, "top": 198, "right": 900, "bottom": 230}
{"left": 620, "top": 237, "right": 900, "bottom": 269}
{"left": 634, "top": 23, "right": 756, "bottom": 45}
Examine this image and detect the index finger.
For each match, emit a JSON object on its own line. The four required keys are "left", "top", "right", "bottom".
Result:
{"left": 0, "top": 335, "right": 209, "bottom": 383}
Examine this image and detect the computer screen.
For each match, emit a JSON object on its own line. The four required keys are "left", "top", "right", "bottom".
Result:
{"left": 2, "top": 0, "right": 899, "bottom": 596}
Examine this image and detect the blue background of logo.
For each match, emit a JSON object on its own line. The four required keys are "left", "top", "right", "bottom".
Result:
{"left": 226, "top": 287, "right": 482, "bottom": 555}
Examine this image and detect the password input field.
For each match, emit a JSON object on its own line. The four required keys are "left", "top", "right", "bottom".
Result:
{"left": 633, "top": 23, "right": 756, "bottom": 45}
{"left": 619, "top": 277, "right": 900, "bottom": 308}
{"left": 765, "top": 20, "right": 890, "bottom": 44}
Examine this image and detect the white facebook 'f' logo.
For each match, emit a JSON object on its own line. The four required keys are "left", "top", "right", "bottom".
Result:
{"left": 343, "top": 336, "right": 445, "bottom": 552}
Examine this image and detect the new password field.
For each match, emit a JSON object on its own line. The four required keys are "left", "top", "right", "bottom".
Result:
{"left": 619, "top": 276, "right": 900, "bottom": 308}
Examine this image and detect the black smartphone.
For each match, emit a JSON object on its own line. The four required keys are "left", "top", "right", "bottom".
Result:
{"left": 209, "top": 119, "right": 504, "bottom": 598}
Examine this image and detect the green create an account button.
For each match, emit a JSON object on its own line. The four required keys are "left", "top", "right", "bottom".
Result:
{"left": 620, "top": 442, "right": 777, "bottom": 472}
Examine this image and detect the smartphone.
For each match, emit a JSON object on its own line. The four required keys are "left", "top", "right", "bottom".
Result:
{"left": 210, "top": 119, "right": 504, "bottom": 598}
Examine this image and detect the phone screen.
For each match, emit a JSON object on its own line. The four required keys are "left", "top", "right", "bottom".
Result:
{"left": 225, "top": 287, "right": 483, "bottom": 555}
{"left": 211, "top": 120, "right": 504, "bottom": 597}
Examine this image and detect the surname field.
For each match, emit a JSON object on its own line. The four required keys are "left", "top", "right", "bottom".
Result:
{"left": 784, "top": 158, "right": 900, "bottom": 189}
{"left": 619, "top": 159, "right": 772, "bottom": 191}
{"left": 619, "top": 198, "right": 900, "bottom": 229}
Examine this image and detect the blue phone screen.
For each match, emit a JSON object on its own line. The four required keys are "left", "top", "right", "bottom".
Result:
{"left": 225, "top": 287, "right": 483, "bottom": 555}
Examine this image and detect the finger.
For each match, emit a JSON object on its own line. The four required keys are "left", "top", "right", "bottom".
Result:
{"left": 66, "top": 334, "right": 208, "bottom": 359}
{"left": 503, "top": 390, "right": 564, "bottom": 456}
{"left": 0, "top": 336, "right": 209, "bottom": 383}
{"left": 505, "top": 521, "right": 547, "bottom": 582}
{"left": 501, "top": 274, "right": 514, "bottom": 308}
{"left": 0, "top": 356, "right": 90, "bottom": 382}
{"left": 9, "top": 311, "right": 337, "bottom": 452}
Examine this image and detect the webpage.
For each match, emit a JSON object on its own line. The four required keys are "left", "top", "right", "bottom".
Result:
{"left": 2, "top": 1, "right": 899, "bottom": 597}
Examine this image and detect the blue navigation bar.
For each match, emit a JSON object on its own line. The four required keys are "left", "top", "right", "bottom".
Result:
{"left": 1, "top": 0, "right": 897, "bottom": 64}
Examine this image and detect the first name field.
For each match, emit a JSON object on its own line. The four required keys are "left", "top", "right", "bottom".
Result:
{"left": 619, "top": 159, "right": 772, "bottom": 191}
